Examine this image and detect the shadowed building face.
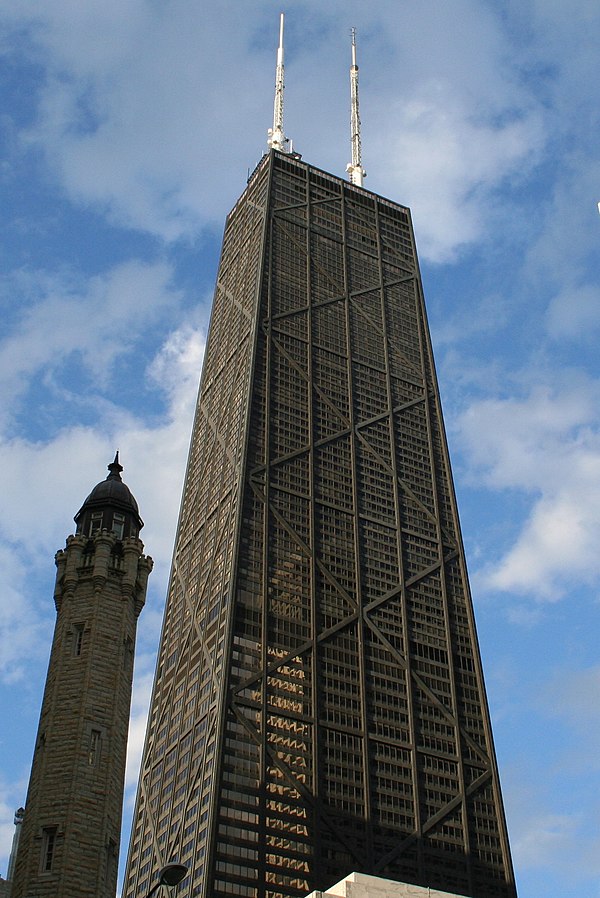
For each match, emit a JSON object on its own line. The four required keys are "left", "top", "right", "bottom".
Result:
{"left": 123, "top": 150, "right": 516, "bottom": 898}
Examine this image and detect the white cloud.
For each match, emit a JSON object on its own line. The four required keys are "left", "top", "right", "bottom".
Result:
{"left": 0, "top": 427, "right": 122, "bottom": 552}
{"left": 458, "top": 380, "right": 600, "bottom": 598}
{"left": 147, "top": 322, "right": 205, "bottom": 415}
{"left": 458, "top": 382, "right": 599, "bottom": 488}
{"left": 0, "top": 322, "right": 203, "bottom": 683}
{"left": 124, "top": 663, "right": 155, "bottom": 792}
{"left": 6, "top": 0, "right": 596, "bottom": 272}
{"left": 371, "top": 85, "right": 544, "bottom": 262}
{"left": 0, "top": 545, "right": 49, "bottom": 684}
{"left": 485, "top": 489, "right": 600, "bottom": 598}
{"left": 7, "top": 1, "right": 272, "bottom": 239}
{"left": 0, "top": 260, "right": 182, "bottom": 427}
{"left": 0, "top": 318, "right": 204, "bottom": 874}
{"left": 3, "top": 1, "right": 550, "bottom": 260}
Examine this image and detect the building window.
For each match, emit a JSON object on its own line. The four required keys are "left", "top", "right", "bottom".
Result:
{"left": 89, "top": 513, "right": 103, "bottom": 536}
{"left": 105, "top": 838, "right": 117, "bottom": 886}
{"left": 112, "top": 513, "right": 125, "bottom": 539}
{"left": 73, "top": 623, "right": 85, "bottom": 657}
{"left": 88, "top": 729, "right": 102, "bottom": 767}
{"left": 124, "top": 635, "right": 134, "bottom": 670}
{"left": 40, "top": 827, "right": 57, "bottom": 873}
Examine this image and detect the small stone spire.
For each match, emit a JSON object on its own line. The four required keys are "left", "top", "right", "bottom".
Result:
{"left": 6, "top": 806, "right": 25, "bottom": 881}
{"left": 107, "top": 451, "right": 123, "bottom": 480}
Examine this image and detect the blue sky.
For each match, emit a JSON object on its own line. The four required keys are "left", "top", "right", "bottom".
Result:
{"left": 1, "top": 2, "right": 599, "bottom": 896}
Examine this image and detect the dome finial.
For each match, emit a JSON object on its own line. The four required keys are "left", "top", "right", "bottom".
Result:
{"left": 107, "top": 451, "right": 123, "bottom": 481}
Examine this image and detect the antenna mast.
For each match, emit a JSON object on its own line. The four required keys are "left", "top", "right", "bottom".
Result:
{"left": 346, "top": 27, "right": 366, "bottom": 186}
{"left": 267, "top": 13, "right": 290, "bottom": 153}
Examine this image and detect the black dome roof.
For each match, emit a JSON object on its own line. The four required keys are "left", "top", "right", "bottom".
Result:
{"left": 75, "top": 453, "right": 144, "bottom": 530}
{"left": 82, "top": 468, "right": 140, "bottom": 515}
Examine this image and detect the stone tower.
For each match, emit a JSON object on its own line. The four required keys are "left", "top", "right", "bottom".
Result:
{"left": 12, "top": 456, "right": 152, "bottom": 898}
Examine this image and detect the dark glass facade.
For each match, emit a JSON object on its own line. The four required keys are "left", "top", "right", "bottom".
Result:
{"left": 124, "top": 151, "right": 516, "bottom": 898}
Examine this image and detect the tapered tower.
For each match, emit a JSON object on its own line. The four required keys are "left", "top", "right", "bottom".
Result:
{"left": 12, "top": 456, "right": 152, "bottom": 898}
{"left": 123, "top": 146, "right": 516, "bottom": 898}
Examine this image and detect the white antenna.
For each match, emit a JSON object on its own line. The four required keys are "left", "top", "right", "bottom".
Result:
{"left": 346, "top": 27, "right": 366, "bottom": 186}
{"left": 267, "top": 13, "right": 290, "bottom": 153}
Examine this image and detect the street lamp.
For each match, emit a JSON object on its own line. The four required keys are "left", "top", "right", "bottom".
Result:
{"left": 145, "top": 863, "right": 188, "bottom": 897}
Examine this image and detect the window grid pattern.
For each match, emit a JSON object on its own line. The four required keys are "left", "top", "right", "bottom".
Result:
{"left": 125, "top": 153, "right": 515, "bottom": 898}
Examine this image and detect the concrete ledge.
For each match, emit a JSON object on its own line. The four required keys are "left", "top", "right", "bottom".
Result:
{"left": 306, "top": 872, "right": 469, "bottom": 898}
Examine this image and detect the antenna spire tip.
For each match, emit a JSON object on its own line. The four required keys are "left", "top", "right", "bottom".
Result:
{"left": 347, "top": 27, "right": 366, "bottom": 186}
{"left": 267, "top": 12, "right": 291, "bottom": 153}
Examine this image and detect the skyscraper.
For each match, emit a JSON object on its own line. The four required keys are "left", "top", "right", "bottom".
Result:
{"left": 11, "top": 458, "right": 152, "bottom": 898}
{"left": 123, "top": 144, "right": 516, "bottom": 898}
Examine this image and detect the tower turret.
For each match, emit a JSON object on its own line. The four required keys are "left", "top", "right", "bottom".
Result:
{"left": 75, "top": 451, "right": 143, "bottom": 541}
{"left": 11, "top": 457, "right": 152, "bottom": 898}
